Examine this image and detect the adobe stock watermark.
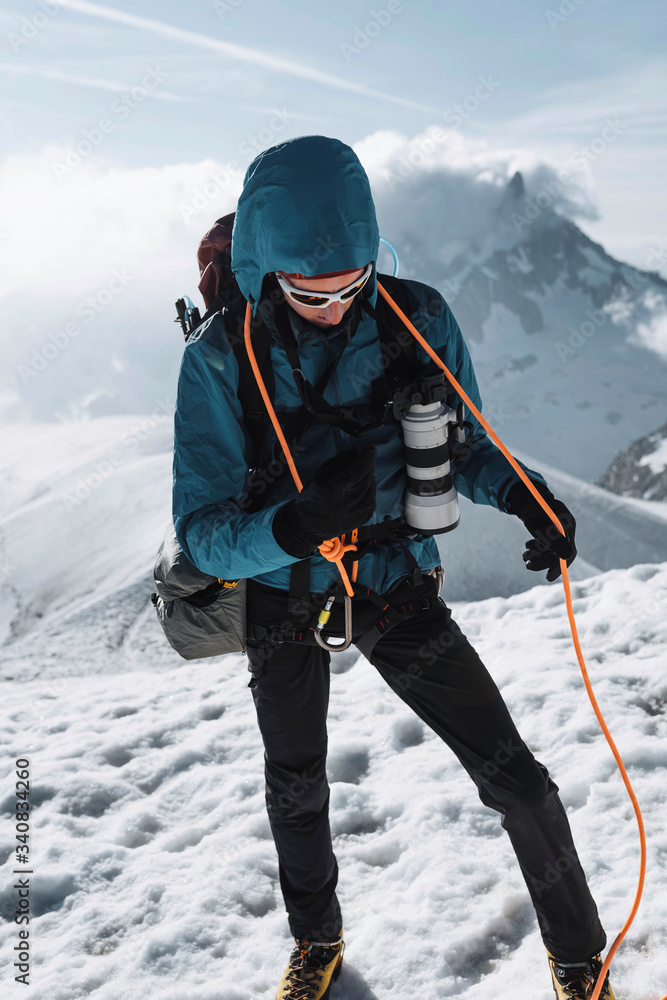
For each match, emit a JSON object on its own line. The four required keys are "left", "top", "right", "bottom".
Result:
{"left": 475, "top": 737, "right": 523, "bottom": 780}
{"left": 179, "top": 108, "right": 295, "bottom": 223}
{"left": 553, "top": 260, "right": 660, "bottom": 363}
{"left": 340, "top": 0, "right": 409, "bottom": 62}
{"left": 554, "top": 306, "right": 610, "bottom": 362}
{"left": 51, "top": 66, "right": 169, "bottom": 180}
{"left": 268, "top": 766, "right": 321, "bottom": 821}
{"left": 442, "top": 74, "right": 501, "bottom": 128}
{"left": 0, "top": 557, "right": 17, "bottom": 587}
{"left": 7, "top": 0, "right": 66, "bottom": 53}
{"left": 212, "top": 0, "right": 244, "bottom": 17}
{"left": 16, "top": 269, "right": 134, "bottom": 385}
{"left": 511, "top": 117, "right": 627, "bottom": 234}
{"left": 545, "top": 0, "right": 587, "bottom": 29}
{"left": 60, "top": 397, "right": 174, "bottom": 512}
{"left": 529, "top": 844, "right": 582, "bottom": 898}
{"left": 645, "top": 243, "right": 667, "bottom": 273}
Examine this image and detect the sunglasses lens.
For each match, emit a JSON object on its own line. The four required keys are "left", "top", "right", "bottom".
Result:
{"left": 341, "top": 269, "right": 371, "bottom": 300}
{"left": 341, "top": 282, "right": 365, "bottom": 301}
{"left": 290, "top": 292, "right": 329, "bottom": 306}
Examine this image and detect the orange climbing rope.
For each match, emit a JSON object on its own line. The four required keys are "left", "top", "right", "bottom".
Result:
{"left": 244, "top": 284, "right": 663, "bottom": 999}
{"left": 376, "top": 279, "right": 661, "bottom": 1000}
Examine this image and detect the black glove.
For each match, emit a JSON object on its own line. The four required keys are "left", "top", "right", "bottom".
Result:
{"left": 272, "top": 446, "right": 377, "bottom": 559}
{"left": 504, "top": 480, "right": 577, "bottom": 582}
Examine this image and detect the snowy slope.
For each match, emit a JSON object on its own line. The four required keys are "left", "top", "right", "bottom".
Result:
{"left": 0, "top": 416, "right": 173, "bottom": 653}
{"left": 1, "top": 562, "right": 666, "bottom": 1000}
{"left": 439, "top": 447, "right": 667, "bottom": 601}
{"left": 3, "top": 419, "right": 667, "bottom": 668}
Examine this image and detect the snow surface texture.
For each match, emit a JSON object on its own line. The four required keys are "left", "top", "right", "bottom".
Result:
{"left": 1, "top": 420, "right": 667, "bottom": 998}
{"left": 1, "top": 566, "right": 667, "bottom": 999}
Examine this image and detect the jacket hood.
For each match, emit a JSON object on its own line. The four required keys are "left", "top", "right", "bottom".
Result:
{"left": 231, "top": 135, "right": 380, "bottom": 316}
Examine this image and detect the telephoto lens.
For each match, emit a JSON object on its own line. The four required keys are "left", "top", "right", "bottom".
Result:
{"left": 401, "top": 400, "right": 460, "bottom": 534}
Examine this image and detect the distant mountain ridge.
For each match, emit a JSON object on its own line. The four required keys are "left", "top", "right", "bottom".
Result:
{"left": 453, "top": 171, "right": 667, "bottom": 344}
{"left": 382, "top": 169, "right": 667, "bottom": 481}
{"left": 597, "top": 420, "right": 667, "bottom": 501}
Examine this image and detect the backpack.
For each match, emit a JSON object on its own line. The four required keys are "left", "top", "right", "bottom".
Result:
{"left": 150, "top": 522, "right": 246, "bottom": 659}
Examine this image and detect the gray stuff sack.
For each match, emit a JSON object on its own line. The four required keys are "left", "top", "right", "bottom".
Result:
{"left": 151, "top": 521, "right": 246, "bottom": 659}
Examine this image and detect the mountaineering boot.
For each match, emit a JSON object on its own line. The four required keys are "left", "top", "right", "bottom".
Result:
{"left": 277, "top": 933, "right": 344, "bottom": 1000}
{"left": 547, "top": 951, "right": 616, "bottom": 999}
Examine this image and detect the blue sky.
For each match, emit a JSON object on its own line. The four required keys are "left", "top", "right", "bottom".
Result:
{"left": 1, "top": 0, "right": 665, "bottom": 266}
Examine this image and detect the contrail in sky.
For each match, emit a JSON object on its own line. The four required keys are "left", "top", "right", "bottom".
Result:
{"left": 0, "top": 64, "right": 187, "bottom": 101}
{"left": 59, "top": 0, "right": 438, "bottom": 113}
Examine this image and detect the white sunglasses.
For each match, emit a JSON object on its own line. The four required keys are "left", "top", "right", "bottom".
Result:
{"left": 275, "top": 263, "right": 373, "bottom": 309}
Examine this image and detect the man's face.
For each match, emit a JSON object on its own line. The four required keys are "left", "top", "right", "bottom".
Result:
{"left": 276, "top": 267, "right": 366, "bottom": 328}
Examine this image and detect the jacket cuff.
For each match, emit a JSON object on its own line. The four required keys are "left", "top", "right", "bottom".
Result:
{"left": 502, "top": 479, "right": 553, "bottom": 519}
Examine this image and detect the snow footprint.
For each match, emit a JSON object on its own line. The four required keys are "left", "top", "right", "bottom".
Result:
{"left": 330, "top": 784, "right": 383, "bottom": 836}
{"left": 114, "top": 809, "right": 164, "bottom": 848}
{"left": 327, "top": 745, "right": 370, "bottom": 785}
{"left": 198, "top": 700, "right": 225, "bottom": 721}
{"left": 392, "top": 716, "right": 425, "bottom": 749}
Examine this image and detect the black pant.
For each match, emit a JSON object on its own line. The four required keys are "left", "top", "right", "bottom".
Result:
{"left": 246, "top": 577, "right": 606, "bottom": 963}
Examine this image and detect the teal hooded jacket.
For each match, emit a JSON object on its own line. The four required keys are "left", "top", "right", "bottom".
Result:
{"left": 172, "top": 136, "right": 545, "bottom": 595}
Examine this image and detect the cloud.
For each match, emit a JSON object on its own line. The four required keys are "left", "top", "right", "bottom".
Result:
{"left": 0, "top": 148, "right": 243, "bottom": 295}
{"left": 354, "top": 125, "right": 568, "bottom": 195}
{"left": 3, "top": 126, "right": 593, "bottom": 304}
{"left": 353, "top": 126, "right": 597, "bottom": 254}
{"left": 59, "top": 0, "right": 439, "bottom": 113}
{"left": 631, "top": 293, "right": 667, "bottom": 361}
{"left": 0, "top": 149, "right": 246, "bottom": 421}
{"left": 0, "top": 126, "right": 597, "bottom": 423}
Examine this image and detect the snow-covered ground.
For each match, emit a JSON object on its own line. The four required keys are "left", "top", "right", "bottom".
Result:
{"left": 1, "top": 420, "right": 667, "bottom": 999}
{"left": 1, "top": 563, "right": 666, "bottom": 999}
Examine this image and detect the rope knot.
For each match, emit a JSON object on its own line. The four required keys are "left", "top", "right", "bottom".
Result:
{"left": 318, "top": 537, "right": 357, "bottom": 562}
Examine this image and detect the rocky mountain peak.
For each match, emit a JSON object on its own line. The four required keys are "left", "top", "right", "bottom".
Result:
{"left": 507, "top": 170, "right": 525, "bottom": 200}
{"left": 597, "top": 421, "right": 667, "bottom": 501}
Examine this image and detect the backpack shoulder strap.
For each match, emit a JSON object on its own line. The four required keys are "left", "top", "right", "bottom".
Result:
{"left": 365, "top": 273, "right": 421, "bottom": 377}
{"left": 223, "top": 290, "right": 275, "bottom": 462}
